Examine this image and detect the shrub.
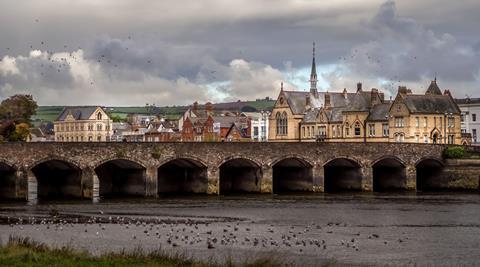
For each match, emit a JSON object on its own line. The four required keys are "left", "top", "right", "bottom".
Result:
{"left": 443, "top": 146, "right": 465, "bottom": 159}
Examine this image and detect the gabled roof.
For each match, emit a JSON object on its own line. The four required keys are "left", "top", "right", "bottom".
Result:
{"left": 425, "top": 80, "right": 442, "bottom": 95}
{"left": 56, "top": 106, "right": 105, "bottom": 121}
{"left": 402, "top": 94, "right": 460, "bottom": 114}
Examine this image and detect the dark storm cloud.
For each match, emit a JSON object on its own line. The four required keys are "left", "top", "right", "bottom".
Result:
{"left": 0, "top": 0, "right": 480, "bottom": 105}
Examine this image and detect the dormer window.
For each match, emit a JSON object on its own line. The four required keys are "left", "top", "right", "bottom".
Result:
{"left": 97, "top": 112, "right": 102, "bottom": 120}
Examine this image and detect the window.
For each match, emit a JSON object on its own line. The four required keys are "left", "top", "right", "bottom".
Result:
{"left": 368, "top": 124, "right": 375, "bottom": 137}
{"left": 354, "top": 122, "right": 361, "bottom": 136}
{"left": 394, "top": 117, "right": 404, "bottom": 128}
{"left": 332, "top": 126, "right": 336, "bottom": 137}
{"left": 423, "top": 117, "right": 428, "bottom": 128}
{"left": 97, "top": 135, "right": 102, "bottom": 141}
{"left": 415, "top": 117, "right": 419, "bottom": 127}
{"left": 461, "top": 114, "right": 465, "bottom": 122}
{"left": 97, "top": 112, "right": 102, "bottom": 120}
{"left": 473, "top": 129, "right": 477, "bottom": 143}
{"left": 97, "top": 124, "right": 102, "bottom": 131}
{"left": 394, "top": 133, "right": 404, "bottom": 143}
{"left": 448, "top": 117, "right": 455, "bottom": 128}
{"left": 253, "top": 127, "right": 259, "bottom": 137}
{"left": 302, "top": 126, "right": 305, "bottom": 137}
{"left": 472, "top": 114, "right": 476, "bottom": 122}
{"left": 275, "top": 112, "right": 288, "bottom": 136}
{"left": 319, "top": 126, "right": 326, "bottom": 137}
{"left": 415, "top": 135, "right": 419, "bottom": 143}
{"left": 345, "top": 123, "right": 350, "bottom": 136}
{"left": 424, "top": 135, "right": 428, "bottom": 143}
{"left": 448, "top": 135, "right": 454, "bottom": 144}
{"left": 382, "top": 123, "right": 389, "bottom": 137}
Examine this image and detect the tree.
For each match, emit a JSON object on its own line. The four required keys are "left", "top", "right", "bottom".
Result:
{"left": 0, "top": 94, "right": 38, "bottom": 124}
{"left": 8, "top": 123, "right": 30, "bottom": 141}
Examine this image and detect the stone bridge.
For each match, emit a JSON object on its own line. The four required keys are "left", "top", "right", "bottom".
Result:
{"left": 0, "top": 142, "right": 450, "bottom": 203}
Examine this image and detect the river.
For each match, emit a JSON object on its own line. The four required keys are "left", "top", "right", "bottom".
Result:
{"left": 1, "top": 193, "right": 479, "bottom": 266}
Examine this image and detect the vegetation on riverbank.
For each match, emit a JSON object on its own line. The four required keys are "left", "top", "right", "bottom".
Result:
{"left": 0, "top": 236, "right": 286, "bottom": 267}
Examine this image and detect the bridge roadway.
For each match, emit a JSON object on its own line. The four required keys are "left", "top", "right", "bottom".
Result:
{"left": 0, "top": 142, "right": 447, "bottom": 204}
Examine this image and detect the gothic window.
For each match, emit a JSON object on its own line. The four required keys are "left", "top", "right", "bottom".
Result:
{"left": 97, "top": 112, "right": 102, "bottom": 120}
{"left": 276, "top": 112, "right": 288, "bottom": 136}
{"left": 354, "top": 121, "right": 361, "bottom": 136}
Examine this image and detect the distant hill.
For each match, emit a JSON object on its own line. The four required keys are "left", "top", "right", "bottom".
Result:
{"left": 32, "top": 99, "right": 275, "bottom": 124}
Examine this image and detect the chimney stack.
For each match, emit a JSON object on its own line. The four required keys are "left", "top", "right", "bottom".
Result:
{"left": 193, "top": 101, "right": 198, "bottom": 112}
{"left": 205, "top": 102, "right": 213, "bottom": 114}
{"left": 357, "top": 82, "right": 362, "bottom": 92}
{"left": 305, "top": 95, "right": 311, "bottom": 110}
{"left": 370, "top": 88, "right": 379, "bottom": 107}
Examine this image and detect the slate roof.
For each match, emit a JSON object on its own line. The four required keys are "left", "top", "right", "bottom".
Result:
{"left": 282, "top": 91, "right": 355, "bottom": 115}
{"left": 425, "top": 80, "right": 442, "bottom": 95}
{"left": 56, "top": 106, "right": 103, "bottom": 121}
{"left": 366, "top": 103, "right": 392, "bottom": 121}
{"left": 403, "top": 94, "right": 460, "bottom": 114}
{"left": 455, "top": 98, "right": 480, "bottom": 105}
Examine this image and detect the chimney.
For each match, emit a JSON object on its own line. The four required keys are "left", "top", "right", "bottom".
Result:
{"left": 370, "top": 88, "right": 379, "bottom": 107}
{"left": 205, "top": 102, "right": 213, "bottom": 114}
{"left": 357, "top": 82, "right": 362, "bottom": 92}
{"left": 305, "top": 95, "right": 311, "bottom": 110}
{"left": 398, "top": 86, "right": 408, "bottom": 95}
{"left": 324, "top": 93, "right": 331, "bottom": 108}
{"left": 193, "top": 101, "right": 198, "bottom": 112}
{"left": 342, "top": 88, "right": 348, "bottom": 99}
{"left": 444, "top": 89, "right": 452, "bottom": 97}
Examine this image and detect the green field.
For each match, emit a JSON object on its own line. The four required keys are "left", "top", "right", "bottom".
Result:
{"left": 31, "top": 100, "right": 275, "bottom": 124}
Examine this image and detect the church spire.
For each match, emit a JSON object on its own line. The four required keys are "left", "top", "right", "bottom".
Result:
{"left": 310, "top": 42, "right": 318, "bottom": 97}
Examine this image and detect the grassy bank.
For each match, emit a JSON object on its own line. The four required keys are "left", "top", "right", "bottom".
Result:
{"left": 0, "top": 236, "right": 283, "bottom": 267}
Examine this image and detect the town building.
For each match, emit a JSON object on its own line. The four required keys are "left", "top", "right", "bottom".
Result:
{"left": 269, "top": 44, "right": 464, "bottom": 145}
{"left": 54, "top": 106, "right": 113, "bottom": 142}
{"left": 242, "top": 112, "right": 269, "bottom": 141}
{"left": 455, "top": 98, "right": 479, "bottom": 145}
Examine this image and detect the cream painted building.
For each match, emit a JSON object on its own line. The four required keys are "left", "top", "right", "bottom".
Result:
{"left": 54, "top": 106, "right": 113, "bottom": 142}
{"left": 269, "top": 44, "right": 465, "bottom": 145}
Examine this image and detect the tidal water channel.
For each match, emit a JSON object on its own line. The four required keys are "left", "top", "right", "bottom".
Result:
{"left": 0, "top": 193, "right": 479, "bottom": 266}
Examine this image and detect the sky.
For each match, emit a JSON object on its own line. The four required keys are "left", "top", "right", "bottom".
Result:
{"left": 0, "top": 0, "right": 479, "bottom": 106}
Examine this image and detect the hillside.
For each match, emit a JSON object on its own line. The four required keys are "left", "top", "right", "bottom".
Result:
{"left": 31, "top": 99, "right": 276, "bottom": 124}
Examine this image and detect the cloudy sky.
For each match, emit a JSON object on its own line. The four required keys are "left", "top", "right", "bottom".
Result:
{"left": 0, "top": 0, "right": 479, "bottom": 106}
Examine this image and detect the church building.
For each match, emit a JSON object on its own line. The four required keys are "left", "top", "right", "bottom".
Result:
{"left": 269, "top": 43, "right": 465, "bottom": 145}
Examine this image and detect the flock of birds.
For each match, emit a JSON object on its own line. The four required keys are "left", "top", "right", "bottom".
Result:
{"left": 0, "top": 18, "right": 429, "bottom": 93}
{"left": 4, "top": 213, "right": 409, "bottom": 255}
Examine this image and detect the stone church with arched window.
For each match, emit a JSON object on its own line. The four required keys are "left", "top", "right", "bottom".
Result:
{"left": 268, "top": 44, "right": 466, "bottom": 145}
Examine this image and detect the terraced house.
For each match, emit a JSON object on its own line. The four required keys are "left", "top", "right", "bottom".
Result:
{"left": 269, "top": 45, "right": 465, "bottom": 145}
{"left": 54, "top": 106, "right": 113, "bottom": 142}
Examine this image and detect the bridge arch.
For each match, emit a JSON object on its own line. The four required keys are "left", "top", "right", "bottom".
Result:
{"left": 0, "top": 161, "right": 17, "bottom": 200}
{"left": 94, "top": 158, "right": 147, "bottom": 198}
{"left": 219, "top": 157, "right": 262, "bottom": 194}
{"left": 371, "top": 156, "right": 407, "bottom": 192}
{"left": 30, "top": 158, "right": 83, "bottom": 200}
{"left": 272, "top": 156, "right": 313, "bottom": 194}
{"left": 157, "top": 157, "right": 208, "bottom": 194}
{"left": 323, "top": 157, "right": 362, "bottom": 192}
{"left": 415, "top": 157, "right": 445, "bottom": 191}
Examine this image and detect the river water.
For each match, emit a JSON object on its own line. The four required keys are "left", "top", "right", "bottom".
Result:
{"left": 1, "top": 193, "right": 479, "bottom": 266}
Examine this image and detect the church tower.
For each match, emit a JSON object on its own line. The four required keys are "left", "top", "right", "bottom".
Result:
{"left": 310, "top": 42, "right": 318, "bottom": 98}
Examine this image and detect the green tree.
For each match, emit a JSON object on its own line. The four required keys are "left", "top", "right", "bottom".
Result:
{"left": 0, "top": 94, "right": 38, "bottom": 124}
{"left": 8, "top": 123, "right": 30, "bottom": 141}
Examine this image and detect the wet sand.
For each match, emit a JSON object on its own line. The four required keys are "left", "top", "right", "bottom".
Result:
{"left": 1, "top": 193, "right": 479, "bottom": 266}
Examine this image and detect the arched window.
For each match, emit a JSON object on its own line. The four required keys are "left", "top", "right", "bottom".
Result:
{"left": 276, "top": 112, "right": 288, "bottom": 136}
{"left": 97, "top": 112, "right": 102, "bottom": 120}
{"left": 354, "top": 121, "right": 361, "bottom": 136}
